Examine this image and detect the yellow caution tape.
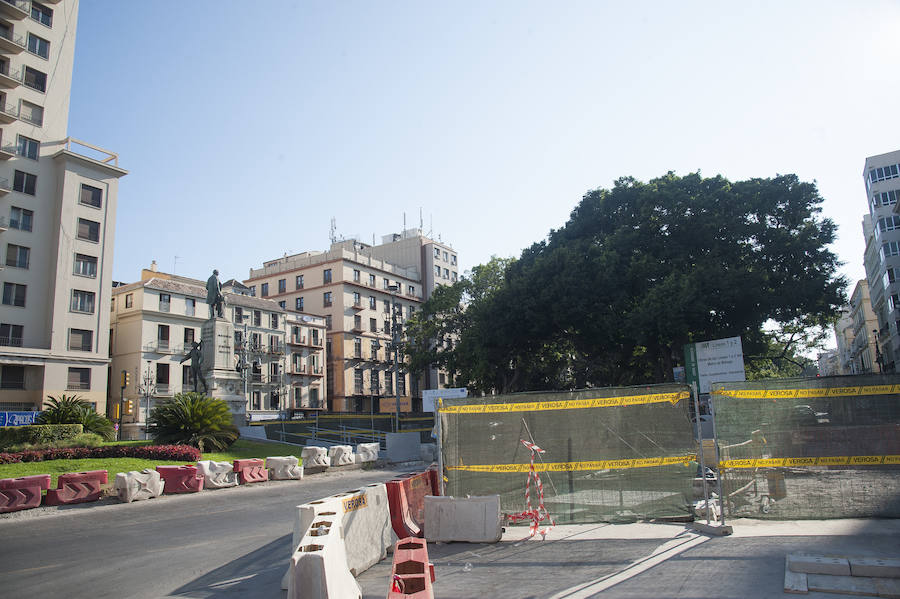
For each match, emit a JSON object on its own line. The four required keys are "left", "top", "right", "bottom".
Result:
{"left": 447, "top": 454, "right": 697, "bottom": 473}
{"left": 712, "top": 385, "right": 900, "bottom": 399}
{"left": 438, "top": 391, "right": 690, "bottom": 414}
{"left": 719, "top": 455, "right": 900, "bottom": 468}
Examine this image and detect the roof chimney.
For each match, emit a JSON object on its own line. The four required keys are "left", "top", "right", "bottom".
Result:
{"left": 150, "top": 260, "right": 158, "bottom": 272}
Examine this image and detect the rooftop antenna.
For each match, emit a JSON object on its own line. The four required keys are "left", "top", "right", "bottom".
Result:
{"left": 403, "top": 212, "right": 406, "bottom": 232}
{"left": 329, "top": 217, "right": 337, "bottom": 244}
{"left": 173, "top": 255, "right": 181, "bottom": 274}
{"left": 419, "top": 208, "right": 423, "bottom": 231}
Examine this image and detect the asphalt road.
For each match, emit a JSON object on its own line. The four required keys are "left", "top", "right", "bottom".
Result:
{"left": 0, "top": 465, "right": 412, "bottom": 599}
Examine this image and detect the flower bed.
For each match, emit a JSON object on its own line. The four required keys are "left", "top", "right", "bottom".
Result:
{"left": 0, "top": 444, "right": 200, "bottom": 465}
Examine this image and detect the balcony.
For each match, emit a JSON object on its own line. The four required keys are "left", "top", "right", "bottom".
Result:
{"left": 67, "top": 382, "right": 90, "bottom": 391}
{"left": 155, "top": 383, "right": 173, "bottom": 396}
{"left": 0, "top": 66, "right": 20, "bottom": 89}
{"left": 289, "top": 335, "right": 306, "bottom": 346}
{"left": 0, "top": 103, "right": 17, "bottom": 124}
{"left": 143, "top": 340, "right": 178, "bottom": 354}
{"left": 267, "top": 342, "right": 285, "bottom": 355}
{"left": 352, "top": 300, "right": 364, "bottom": 310}
{"left": 0, "top": 28, "right": 25, "bottom": 53}
{"left": 159, "top": 301, "right": 170, "bottom": 313}
{"left": 0, "top": 143, "right": 14, "bottom": 160}
{"left": 0, "top": 0, "right": 28, "bottom": 20}
{"left": 292, "top": 364, "right": 307, "bottom": 375}
{"left": 309, "top": 366, "right": 323, "bottom": 376}
{"left": 0, "top": 177, "right": 11, "bottom": 195}
{"left": 0, "top": 335, "right": 22, "bottom": 346}
{"left": 251, "top": 374, "right": 263, "bottom": 383}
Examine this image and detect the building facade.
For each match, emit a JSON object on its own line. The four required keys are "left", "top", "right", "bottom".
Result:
{"left": 864, "top": 149, "right": 900, "bottom": 371}
{"left": 848, "top": 279, "right": 879, "bottom": 374}
{"left": 0, "top": 0, "right": 127, "bottom": 413}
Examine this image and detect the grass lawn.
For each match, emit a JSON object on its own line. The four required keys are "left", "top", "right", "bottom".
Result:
{"left": 0, "top": 439, "right": 305, "bottom": 488}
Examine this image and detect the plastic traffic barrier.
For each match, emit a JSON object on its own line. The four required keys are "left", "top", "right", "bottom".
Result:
{"left": 327, "top": 445, "right": 355, "bottom": 466}
{"left": 301, "top": 446, "right": 331, "bottom": 467}
{"left": 233, "top": 458, "right": 268, "bottom": 484}
{"left": 388, "top": 537, "right": 436, "bottom": 599}
{"left": 355, "top": 442, "right": 379, "bottom": 464}
{"left": 114, "top": 469, "right": 163, "bottom": 503}
{"left": 156, "top": 465, "right": 204, "bottom": 494}
{"left": 196, "top": 460, "right": 239, "bottom": 489}
{"left": 287, "top": 510, "right": 361, "bottom": 599}
{"left": 0, "top": 474, "right": 51, "bottom": 513}
{"left": 44, "top": 470, "right": 107, "bottom": 506}
{"left": 386, "top": 469, "right": 441, "bottom": 538}
{"left": 267, "top": 456, "right": 303, "bottom": 480}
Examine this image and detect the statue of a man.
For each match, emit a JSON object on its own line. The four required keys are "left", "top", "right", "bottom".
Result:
{"left": 206, "top": 269, "right": 225, "bottom": 319}
{"left": 179, "top": 340, "right": 208, "bottom": 393}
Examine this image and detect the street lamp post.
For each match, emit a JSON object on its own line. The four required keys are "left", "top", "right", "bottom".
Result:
{"left": 140, "top": 360, "right": 154, "bottom": 440}
{"left": 873, "top": 329, "right": 884, "bottom": 374}
{"left": 388, "top": 285, "right": 402, "bottom": 433}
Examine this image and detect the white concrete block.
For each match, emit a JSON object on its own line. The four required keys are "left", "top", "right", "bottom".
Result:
{"left": 327, "top": 445, "right": 355, "bottom": 466}
{"left": 196, "top": 460, "right": 239, "bottom": 489}
{"left": 114, "top": 469, "right": 163, "bottom": 503}
{"left": 788, "top": 554, "right": 851, "bottom": 576}
{"left": 355, "top": 443, "right": 379, "bottom": 464}
{"left": 286, "top": 513, "right": 361, "bottom": 599}
{"left": 420, "top": 442, "right": 436, "bottom": 463}
{"left": 849, "top": 557, "right": 900, "bottom": 579}
{"left": 808, "top": 574, "right": 876, "bottom": 596}
{"left": 424, "top": 495, "right": 503, "bottom": 543}
{"left": 267, "top": 456, "right": 304, "bottom": 480}
{"left": 386, "top": 432, "right": 420, "bottom": 462}
{"left": 282, "top": 483, "right": 394, "bottom": 590}
{"left": 301, "top": 446, "right": 331, "bottom": 468}
{"left": 783, "top": 556, "right": 808, "bottom": 594}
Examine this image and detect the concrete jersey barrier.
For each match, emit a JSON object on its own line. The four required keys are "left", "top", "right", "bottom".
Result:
{"left": 287, "top": 509, "right": 362, "bottom": 599}
{"left": 424, "top": 495, "right": 503, "bottom": 543}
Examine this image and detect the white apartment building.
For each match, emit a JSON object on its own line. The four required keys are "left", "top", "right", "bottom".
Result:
{"left": 0, "top": 0, "right": 127, "bottom": 412}
{"left": 863, "top": 149, "right": 900, "bottom": 371}
{"left": 848, "top": 279, "right": 879, "bottom": 374}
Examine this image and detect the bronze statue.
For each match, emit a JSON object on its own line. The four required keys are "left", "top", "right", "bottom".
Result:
{"left": 179, "top": 340, "right": 208, "bottom": 393}
{"left": 206, "top": 269, "right": 225, "bottom": 319}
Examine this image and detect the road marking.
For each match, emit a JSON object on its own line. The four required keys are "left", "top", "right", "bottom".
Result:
{"left": 548, "top": 532, "right": 711, "bottom": 599}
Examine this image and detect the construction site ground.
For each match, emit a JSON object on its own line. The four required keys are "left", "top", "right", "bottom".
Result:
{"left": 357, "top": 519, "right": 900, "bottom": 599}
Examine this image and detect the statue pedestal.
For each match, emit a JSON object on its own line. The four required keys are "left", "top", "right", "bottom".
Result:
{"left": 201, "top": 317, "right": 246, "bottom": 426}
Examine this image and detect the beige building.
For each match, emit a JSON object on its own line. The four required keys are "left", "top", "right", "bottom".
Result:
{"left": 0, "top": 0, "right": 127, "bottom": 412}
{"left": 848, "top": 279, "right": 879, "bottom": 373}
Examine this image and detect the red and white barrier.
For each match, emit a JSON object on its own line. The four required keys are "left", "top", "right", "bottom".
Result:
{"left": 0, "top": 474, "right": 50, "bottom": 513}
{"left": 386, "top": 469, "right": 441, "bottom": 539}
{"left": 44, "top": 470, "right": 107, "bottom": 506}
{"left": 156, "top": 465, "right": 204, "bottom": 494}
{"left": 233, "top": 458, "right": 268, "bottom": 484}
{"left": 388, "top": 538, "right": 436, "bottom": 599}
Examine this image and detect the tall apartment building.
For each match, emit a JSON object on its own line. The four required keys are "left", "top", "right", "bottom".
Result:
{"left": 847, "top": 279, "right": 879, "bottom": 374}
{"left": 109, "top": 266, "right": 325, "bottom": 436}
{"left": 0, "top": 0, "right": 127, "bottom": 412}
{"left": 245, "top": 240, "right": 424, "bottom": 413}
{"left": 863, "top": 149, "right": 900, "bottom": 372}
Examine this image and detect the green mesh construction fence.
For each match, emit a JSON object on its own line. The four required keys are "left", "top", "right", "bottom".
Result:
{"left": 712, "top": 375, "right": 900, "bottom": 519}
{"left": 438, "top": 385, "right": 697, "bottom": 524}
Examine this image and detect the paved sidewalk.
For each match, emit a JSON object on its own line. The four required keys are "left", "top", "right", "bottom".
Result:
{"left": 358, "top": 519, "right": 900, "bottom": 599}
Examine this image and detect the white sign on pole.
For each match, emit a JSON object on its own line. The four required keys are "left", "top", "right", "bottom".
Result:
{"left": 684, "top": 336, "right": 746, "bottom": 394}
{"left": 422, "top": 387, "right": 467, "bottom": 412}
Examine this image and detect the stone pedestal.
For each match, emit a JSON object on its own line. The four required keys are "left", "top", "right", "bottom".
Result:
{"left": 201, "top": 317, "right": 246, "bottom": 426}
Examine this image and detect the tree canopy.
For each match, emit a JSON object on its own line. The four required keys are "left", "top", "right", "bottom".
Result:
{"left": 406, "top": 171, "right": 846, "bottom": 394}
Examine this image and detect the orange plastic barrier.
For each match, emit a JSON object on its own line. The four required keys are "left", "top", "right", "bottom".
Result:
{"left": 233, "top": 458, "right": 268, "bottom": 484}
{"left": 388, "top": 538, "right": 435, "bottom": 598}
{"left": 156, "top": 465, "right": 204, "bottom": 493}
{"left": 1, "top": 474, "right": 51, "bottom": 512}
{"left": 386, "top": 467, "right": 440, "bottom": 538}
{"left": 44, "top": 470, "right": 107, "bottom": 506}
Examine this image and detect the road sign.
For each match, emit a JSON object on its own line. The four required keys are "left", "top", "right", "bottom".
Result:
{"left": 684, "top": 336, "right": 746, "bottom": 394}
{"left": 422, "top": 387, "right": 467, "bottom": 412}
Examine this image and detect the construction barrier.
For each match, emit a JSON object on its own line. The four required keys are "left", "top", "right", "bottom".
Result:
{"left": 114, "top": 469, "right": 163, "bottom": 503}
{"left": 287, "top": 510, "right": 361, "bottom": 599}
{"left": 388, "top": 538, "right": 436, "bottom": 599}
{"left": 0, "top": 474, "right": 51, "bottom": 513}
{"left": 44, "top": 470, "right": 107, "bottom": 506}
{"left": 355, "top": 443, "right": 380, "bottom": 464}
{"left": 386, "top": 468, "right": 440, "bottom": 538}
{"left": 196, "top": 460, "right": 239, "bottom": 489}
{"left": 233, "top": 458, "right": 268, "bottom": 484}
{"left": 424, "top": 495, "right": 503, "bottom": 543}
{"left": 282, "top": 482, "right": 394, "bottom": 590}
{"left": 301, "top": 446, "right": 331, "bottom": 468}
{"left": 267, "top": 456, "right": 304, "bottom": 480}
{"left": 328, "top": 445, "right": 355, "bottom": 466}
{"left": 157, "top": 465, "right": 204, "bottom": 494}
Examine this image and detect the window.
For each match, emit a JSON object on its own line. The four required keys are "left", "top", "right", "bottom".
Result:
{"left": 398, "top": 373, "right": 406, "bottom": 396}
{"left": 881, "top": 242, "right": 900, "bottom": 261}
{"left": 370, "top": 340, "right": 379, "bottom": 359}
{"left": 271, "top": 313, "right": 279, "bottom": 329}
{"left": 278, "top": 278, "right": 286, "bottom": 293}
{"left": 353, "top": 269, "right": 360, "bottom": 282}
{"left": 369, "top": 318, "right": 377, "bottom": 332}
{"left": 296, "top": 296, "right": 304, "bottom": 311}
{"left": 354, "top": 337, "right": 362, "bottom": 357}
{"left": 68, "top": 328, "right": 92, "bottom": 351}
{"left": 23, "top": 66, "right": 46, "bottom": 92}
{"left": 407, "top": 305, "right": 415, "bottom": 318}
{"left": 30, "top": 2, "right": 52, "bottom": 27}
{"left": 80, "top": 184, "right": 102, "bottom": 208}
{"left": 435, "top": 265, "right": 441, "bottom": 277}
{"left": 0, "top": 323, "right": 23, "bottom": 347}
{"left": 156, "top": 363, "right": 170, "bottom": 386}
{"left": 323, "top": 291, "right": 333, "bottom": 306}
{"left": 125, "top": 293, "right": 133, "bottom": 308}
{"left": 353, "top": 314, "right": 362, "bottom": 330}
{"left": 384, "top": 299, "right": 390, "bottom": 314}
{"left": 1, "top": 364, "right": 25, "bottom": 389}
{"left": 873, "top": 190, "right": 900, "bottom": 210}
{"left": 19, "top": 101, "right": 42, "bottom": 126}
{"left": 323, "top": 269, "right": 332, "bottom": 283}
{"left": 452, "top": 271, "right": 457, "bottom": 282}
{"left": 443, "top": 251, "right": 448, "bottom": 261}
{"left": 253, "top": 310, "right": 261, "bottom": 326}
{"left": 77, "top": 218, "right": 100, "bottom": 242}
{"left": 6, "top": 244, "right": 29, "bottom": 268}
{"left": 385, "top": 371, "right": 393, "bottom": 394}
{"left": 184, "top": 328, "right": 195, "bottom": 345}
{"left": 296, "top": 274, "right": 304, "bottom": 289}
{"left": 249, "top": 285, "right": 256, "bottom": 297}
{"left": 27, "top": 33, "right": 49, "bottom": 59}
{"left": 234, "top": 306, "right": 243, "bottom": 322}
{"left": 157, "top": 324, "right": 170, "bottom": 349}
{"left": 383, "top": 278, "right": 390, "bottom": 290}
{"left": 384, "top": 320, "right": 390, "bottom": 334}
{"left": 368, "top": 274, "right": 375, "bottom": 287}
{"left": 354, "top": 369, "right": 363, "bottom": 393}
{"left": 869, "top": 164, "right": 900, "bottom": 185}
{"left": 185, "top": 298, "right": 195, "bottom": 316}
{"left": 73, "top": 253, "right": 97, "bottom": 277}
{"left": 261, "top": 282, "right": 269, "bottom": 297}
{"left": 451, "top": 255, "right": 457, "bottom": 265}
{"left": 70, "top": 290, "right": 95, "bottom": 313}
{"left": 370, "top": 370, "right": 380, "bottom": 393}
{"left": 2, "top": 282, "right": 26, "bottom": 307}
{"left": 278, "top": 301, "right": 285, "bottom": 309}
{"left": 158, "top": 293, "right": 170, "bottom": 312}
{"left": 408, "top": 285, "right": 415, "bottom": 296}
{"left": 67, "top": 367, "right": 90, "bottom": 391}
{"left": 369, "top": 295, "right": 376, "bottom": 309}
{"left": 309, "top": 387, "right": 319, "bottom": 407}
{"left": 311, "top": 328, "right": 319, "bottom": 345}
{"left": 444, "top": 268, "right": 449, "bottom": 278}
{"left": 16, "top": 135, "right": 38, "bottom": 160}
{"left": 353, "top": 291, "right": 360, "bottom": 305}
{"left": 13, "top": 170, "right": 36, "bottom": 195}
{"left": 325, "top": 315, "right": 332, "bottom": 330}
{"left": 9, "top": 207, "right": 32, "bottom": 231}
{"left": 434, "top": 247, "right": 440, "bottom": 258}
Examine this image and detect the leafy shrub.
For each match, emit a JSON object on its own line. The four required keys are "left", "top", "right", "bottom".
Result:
{"left": 0, "top": 424, "right": 83, "bottom": 449}
{"left": 0, "top": 444, "right": 200, "bottom": 464}
{"left": 148, "top": 393, "right": 239, "bottom": 452}
{"left": 2, "top": 432, "right": 106, "bottom": 452}
{"left": 37, "top": 394, "right": 115, "bottom": 441}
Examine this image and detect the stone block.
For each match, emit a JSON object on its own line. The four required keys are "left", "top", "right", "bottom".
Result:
{"left": 424, "top": 495, "right": 503, "bottom": 543}
{"left": 114, "top": 469, "right": 163, "bottom": 503}
{"left": 849, "top": 557, "right": 900, "bottom": 579}
{"left": 196, "top": 460, "right": 239, "bottom": 489}
{"left": 327, "top": 445, "right": 355, "bottom": 467}
{"left": 268, "top": 456, "right": 304, "bottom": 480}
{"left": 355, "top": 443, "right": 380, "bottom": 464}
{"left": 788, "top": 554, "right": 851, "bottom": 576}
{"left": 420, "top": 443, "right": 436, "bottom": 463}
{"left": 783, "top": 556, "right": 808, "bottom": 594}
{"left": 807, "top": 574, "right": 876, "bottom": 596}
{"left": 386, "top": 432, "right": 420, "bottom": 463}
{"left": 301, "top": 446, "right": 331, "bottom": 468}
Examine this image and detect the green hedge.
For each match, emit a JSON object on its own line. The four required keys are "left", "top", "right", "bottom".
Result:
{"left": 0, "top": 424, "right": 84, "bottom": 449}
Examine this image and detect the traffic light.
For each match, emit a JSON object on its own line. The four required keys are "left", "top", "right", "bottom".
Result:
{"left": 120, "top": 370, "right": 131, "bottom": 389}
{"left": 124, "top": 400, "right": 134, "bottom": 416}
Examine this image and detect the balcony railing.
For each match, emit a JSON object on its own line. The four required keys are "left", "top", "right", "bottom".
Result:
{"left": 143, "top": 340, "right": 178, "bottom": 354}
{"left": 0, "top": 0, "right": 29, "bottom": 18}
{"left": 267, "top": 342, "right": 285, "bottom": 355}
{"left": 311, "top": 366, "right": 323, "bottom": 375}
{"left": 0, "top": 28, "right": 25, "bottom": 49}
{"left": 292, "top": 364, "right": 307, "bottom": 374}
{"left": 155, "top": 383, "right": 173, "bottom": 396}
{"left": 159, "top": 302, "right": 170, "bottom": 313}
{"left": 67, "top": 382, "right": 90, "bottom": 391}
{"left": 0, "top": 104, "right": 18, "bottom": 122}
{"left": 0, "top": 336, "right": 22, "bottom": 346}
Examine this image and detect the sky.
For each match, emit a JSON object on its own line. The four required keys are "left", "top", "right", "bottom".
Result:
{"left": 68, "top": 1, "right": 900, "bottom": 295}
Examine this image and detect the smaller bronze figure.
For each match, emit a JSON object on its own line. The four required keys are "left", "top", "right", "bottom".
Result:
{"left": 179, "top": 340, "right": 208, "bottom": 394}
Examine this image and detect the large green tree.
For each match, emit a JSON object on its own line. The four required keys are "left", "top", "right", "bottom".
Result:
{"left": 408, "top": 172, "right": 846, "bottom": 393}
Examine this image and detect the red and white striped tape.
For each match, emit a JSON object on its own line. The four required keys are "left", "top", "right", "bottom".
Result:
{"left": 507, "top": 439, "right": 554, "bottom": 539}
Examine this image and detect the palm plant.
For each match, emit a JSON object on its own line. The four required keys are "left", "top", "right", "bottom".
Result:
{"left": 38, "top": 394, "right": 115, "bottom": 441}
{"left": 147, "top": 392, "right": 239, "bottom": 452}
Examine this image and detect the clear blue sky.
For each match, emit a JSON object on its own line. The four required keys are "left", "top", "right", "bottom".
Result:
{"left": 69, "top": 1, "right": 900, "bottom": 290}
